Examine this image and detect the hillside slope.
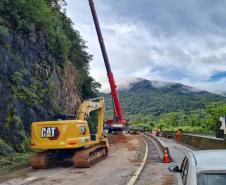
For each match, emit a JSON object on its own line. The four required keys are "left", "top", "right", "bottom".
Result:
{"left": 0, "top": 0, "right": 98, "bottom": 156}
{"left": 104, "top": 79, "right": 226, "bottom": 117}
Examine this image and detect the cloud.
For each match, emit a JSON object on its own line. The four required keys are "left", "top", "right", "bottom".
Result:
{"left": 65, "top": 0, "right": 226, "bottom": 94}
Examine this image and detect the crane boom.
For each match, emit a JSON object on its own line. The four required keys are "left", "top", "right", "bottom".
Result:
{"left": 88, "top": 0, "right": 127, "bottom": 129}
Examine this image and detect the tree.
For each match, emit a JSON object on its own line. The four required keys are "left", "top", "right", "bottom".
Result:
{"left": 158, "top": 112, "right": 182, "bottom": 128}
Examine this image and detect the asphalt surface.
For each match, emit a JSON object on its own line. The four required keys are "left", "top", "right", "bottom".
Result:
{"left": 159, "top": 137, "right": 198, "bottom": 167}
{"left": 135, "top": 134, "right": 201, "bottom": 185}
{"left": 135, "top": 135, "right": 177, "bottom": 185}
{"left": 0, "top": 134, "right": 144, "bottom": 185}
{"left": 0, "top": 134, "right": 202, "bottom": 185}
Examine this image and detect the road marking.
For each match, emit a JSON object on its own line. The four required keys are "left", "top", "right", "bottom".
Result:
{"left": 47, "top": 169, "right": 67, "bottom": 178}
{"left": 126, "top": 138, "right": 148, "bottom": 185}
{"left": 24, "top": 176, "right": 38, "bottom": 181}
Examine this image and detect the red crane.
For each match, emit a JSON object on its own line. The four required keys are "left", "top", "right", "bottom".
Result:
{"left": 88, "top": 0, "right": 127, "bottom": 132}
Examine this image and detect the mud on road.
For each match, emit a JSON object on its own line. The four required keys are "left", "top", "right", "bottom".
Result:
{"left": 0, "top": 134, "right": 145, "bottom": 185}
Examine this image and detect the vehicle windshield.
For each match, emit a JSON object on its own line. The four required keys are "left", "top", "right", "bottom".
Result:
{"left": 197, "top": 173, "right": 226, "bottom": 185}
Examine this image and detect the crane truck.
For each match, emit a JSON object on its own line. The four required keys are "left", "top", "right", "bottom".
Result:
{"left": 88, "top": 0, "right": 127, "bottom": 132}
{"left": 31, "top": 98, "right": 109, "bottom": 168}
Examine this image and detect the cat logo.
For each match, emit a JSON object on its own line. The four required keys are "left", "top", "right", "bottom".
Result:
{"left": 41, "top": 127, "right": 60, "bottom": 140}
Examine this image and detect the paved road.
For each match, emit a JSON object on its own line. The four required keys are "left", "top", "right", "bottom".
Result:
{"left": 0, "top": 134, "right": 202, "bottom": 185}
{"left": 135, "top": 134, "right": 201, "bottom": 185}
{"left": 0, "top": 135, "right": 144, "bottom": 185}
{"left": 159, "top": 137, "right": 197, "bottom": 167}
{"left": 135, "top": 135, "right": 177, "bottom": 185}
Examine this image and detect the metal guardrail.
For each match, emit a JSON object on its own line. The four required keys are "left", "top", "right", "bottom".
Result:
{"left": 162, "top": 131, "right": 226, "bottom": 150}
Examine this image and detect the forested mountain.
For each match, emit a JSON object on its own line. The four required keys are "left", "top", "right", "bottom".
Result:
{"left": 0, "top": 0, "right": 99, "bottom": 157}
{"left": 103, "top": 79, "right": 226, "bottom": 134}
{"left": 104, "top": 79, "right": 226, "bottom": 117}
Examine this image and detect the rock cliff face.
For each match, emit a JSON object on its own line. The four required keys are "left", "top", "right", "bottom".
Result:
{"left": 0, "top": 0, "right": 98, "bottom": 154}
{"left": 0, "top": 29, "right": 82, "bottom": 152}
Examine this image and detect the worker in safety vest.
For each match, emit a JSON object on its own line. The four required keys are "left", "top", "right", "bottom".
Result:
{"left": 156, "top": 128, "right": 160, "bottom": 136}
{"left": 176, "top": 128, "right": 181, "bottom": 144}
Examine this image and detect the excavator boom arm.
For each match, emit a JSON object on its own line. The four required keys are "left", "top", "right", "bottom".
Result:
{"left": 77, "top": 98, "right": 104, "bottom": 120}
{"left": 77, "top": 97, "right": 105, "bottom": 136}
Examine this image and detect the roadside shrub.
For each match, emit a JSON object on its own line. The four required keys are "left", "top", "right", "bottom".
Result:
{"left": 0, "top": 139, "right": 15, "bottom": 157}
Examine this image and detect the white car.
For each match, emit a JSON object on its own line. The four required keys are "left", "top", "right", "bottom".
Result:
{"left": 168, "top": 150, "right": 226, "bottom": 185}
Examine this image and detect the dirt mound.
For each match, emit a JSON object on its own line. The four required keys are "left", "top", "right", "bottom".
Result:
{"left": 108, "top": 134, "right": 129, "bottom": 144}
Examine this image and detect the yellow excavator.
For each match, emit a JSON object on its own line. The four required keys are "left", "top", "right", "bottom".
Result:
{"left": 31, "top": 97, "right": 109, "bottom": 169}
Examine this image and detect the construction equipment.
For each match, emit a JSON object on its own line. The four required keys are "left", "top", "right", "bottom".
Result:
{"left": 31, "top": 97, "right": 109, "bottom": 169}
{"left": 88, "top": 0, "right": 127, "bottom": 132}
{"left": 128, "top": 126, "right": 139, "bottom": 135}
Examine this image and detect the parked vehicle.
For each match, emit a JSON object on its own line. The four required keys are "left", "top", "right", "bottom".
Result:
{"left": 168, "top": 150, "right": 226, "bottom": 185}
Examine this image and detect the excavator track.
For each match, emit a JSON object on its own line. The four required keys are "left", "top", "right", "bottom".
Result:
{"left": 31, "top": 152, "right": 53, "bottom": 169}
{"left": 73, "top": 144, "right": 108, "bottom": 168}
{"left": 31, "top": 144, "right": 108, "bottom": 169}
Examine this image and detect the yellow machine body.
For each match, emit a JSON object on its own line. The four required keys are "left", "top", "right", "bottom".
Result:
{"left": 31, "top": 98, "right": 107, "bottom": 150}
{"left": 31, "top": 120, "right": 100, "bottom": 149}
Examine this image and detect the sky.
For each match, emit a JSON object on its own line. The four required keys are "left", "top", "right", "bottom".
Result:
{"left": 65, "top": 0, "right": 226, "bottom": 94}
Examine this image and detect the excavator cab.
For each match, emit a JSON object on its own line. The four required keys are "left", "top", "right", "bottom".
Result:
{"left": 86, "top": 110, "right": 98, "bottom": 141}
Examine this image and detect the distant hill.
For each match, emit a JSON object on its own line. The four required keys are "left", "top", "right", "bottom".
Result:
{"left": 103, "top": 79, "right": 226, "bottom": 117}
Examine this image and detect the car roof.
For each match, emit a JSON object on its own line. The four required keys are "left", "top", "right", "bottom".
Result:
{"left": 192, "top": 150, "right": 226, "bottom": 172}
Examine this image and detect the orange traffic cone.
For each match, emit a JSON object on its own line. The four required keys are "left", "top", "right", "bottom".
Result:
{"left": 162, "top": 149, "right": 170, "bottom": 163}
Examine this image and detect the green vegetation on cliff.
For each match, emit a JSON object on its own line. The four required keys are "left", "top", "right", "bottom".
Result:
{"left": 0, "top": 0, "right": 100, "bottom": 162}
{"left": 0, "top": 0, "right": 100, "bottom": 98}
